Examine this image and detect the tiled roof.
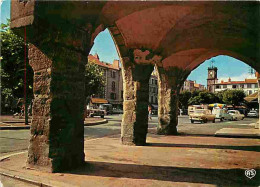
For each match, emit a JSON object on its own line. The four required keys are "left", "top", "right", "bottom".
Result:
{"left": 215, "top": 78, "right": 257, "bottom": 85}
{"left": 88, "top": 55, "right": 120, "bottom": 70}
{"left": 244, "top": 91, "right": 258, "bottom": 102}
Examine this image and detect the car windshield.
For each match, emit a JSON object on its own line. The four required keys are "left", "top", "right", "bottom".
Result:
{"left": 249, "top": 111, "right": 257, "bottom": 113}
{"left": 228, "top": 111, "right": 235, "bottom": 114}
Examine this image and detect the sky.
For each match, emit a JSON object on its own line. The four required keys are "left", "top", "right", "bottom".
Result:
{"left": 1, "top": 0, "right": 255, "bottom": 86}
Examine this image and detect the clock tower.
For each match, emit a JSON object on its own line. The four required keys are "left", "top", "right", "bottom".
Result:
{"left": 207, "top": 67, "right": 218, "bottom": 92}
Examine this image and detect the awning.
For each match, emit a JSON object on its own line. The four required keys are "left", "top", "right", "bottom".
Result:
{"left": 91, "top": 98, "right": 108, "bottom": 104}
{"left": 209, "top": 103, "right": 226, "bottom": 108}
{"left": 244, "top": 92, "right": 258, "bottom": 103}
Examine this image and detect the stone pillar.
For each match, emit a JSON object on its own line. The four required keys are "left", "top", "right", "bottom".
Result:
{"left": 27, "top": 25, "right": 90, "bottom": 172}
{"left": 258, "top": 77, "right": 260, "bottom": 129}
{"left": 156, "top": 66, "right": 189, "bottom": 135}
{"left": 121, "top": 49, "right": 161, "bottom": 145}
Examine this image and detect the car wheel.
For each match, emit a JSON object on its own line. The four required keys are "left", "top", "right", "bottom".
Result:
{"left": 204, "top": 119, "right": 207, "bottom": 123}
{"left": 191, "top": 120, "right": 194, "bottom": 123}
{"left": 220, "top": 117, "right": 223, "bottom": 122}
{"left": 242, "top": 117, "right": 244, "bottom": 120}
{"left": 212, "top": 119, "right": 215, "bottom": 123}
{"left": 90, "top": 114, "right": 93, "bottom": 117}
{"left": 101, "top": 115, "right": 104, "bottom": 118}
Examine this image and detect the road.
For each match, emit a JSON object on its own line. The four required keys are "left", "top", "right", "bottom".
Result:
{"left": 0, "top": 115, "right": 257, "bottom": 157}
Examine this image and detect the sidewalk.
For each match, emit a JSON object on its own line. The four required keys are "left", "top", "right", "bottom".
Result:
{"left": 0, "top": 116, "right": 107, "bottom": 130}
{"left": 0, "top": 134, "right": 259, "bottom": 187}
{"left": 215, "top": 122, "right": 260, "bottom": 138}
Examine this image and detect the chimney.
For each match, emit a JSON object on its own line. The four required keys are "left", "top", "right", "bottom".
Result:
{"left": 228, "top": 77, "right": 231, "bottom": 82}
{"left": 93, "top": 53, "right": 99, "bottom": 60}
{"left": 221, "top": 80, "right": 224, "bottom": 83}
{"left": 113, "top": 60, "right": 120, "bottom": 69}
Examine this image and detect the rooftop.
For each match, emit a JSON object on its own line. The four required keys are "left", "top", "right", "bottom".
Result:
{"left": 88, "top": 54, "right": 121, "bottom": 70}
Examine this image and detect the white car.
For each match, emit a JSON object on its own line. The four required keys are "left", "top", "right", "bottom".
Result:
{"left": 247, "top": 110, "right": 259, "bottom": 118}
{"left": 212, "top": 108, "right": 232, "bottom": 121}
{"left": 227, "top": 110, "right": 245, "bottom": 121}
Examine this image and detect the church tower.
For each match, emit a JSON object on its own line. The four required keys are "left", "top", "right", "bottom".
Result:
{"left": 207, "top": 60, "right": 218, "bottom": 93}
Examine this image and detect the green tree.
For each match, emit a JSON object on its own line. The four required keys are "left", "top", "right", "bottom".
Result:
{"left": 85, "top": 59, "right": 105, "bottom": 102}
{"left": 222, "top": 90, "right": 246, "bottom": 106}
{"left": 188, "top": 91, "right": 218, "bottom": 105}
{"left": 1, "top": 20, "right": 33, "bottom": 117}
{"left": 179, "top": 91, "right": 192, "bottom": 109}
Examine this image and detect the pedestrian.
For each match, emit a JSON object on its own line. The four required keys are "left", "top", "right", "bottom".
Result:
{"left": 148, "top": 105, "right": 152, "bottom": 120}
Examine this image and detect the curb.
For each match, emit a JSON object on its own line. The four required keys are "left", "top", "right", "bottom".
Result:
{"left": 0, "top": 125, "right": 30, "bottom": 130}
{"left": 2, "top": 120, "right": 32, "bottom": 124}
{"left": 214, "top": 134, "right": 260, "bottom": 139}
{"left": 0, "top": 119, "right": 108, "bottom": 130}
{"left": 0, "top": 172, "right": 52, "bottom": 187}
{"left": 84, "top": 119, "right": 107, "bottom": 126}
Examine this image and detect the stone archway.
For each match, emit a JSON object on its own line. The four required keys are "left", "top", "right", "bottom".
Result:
{"left": 10, "top": 1, "right": 259, "bottom": 172}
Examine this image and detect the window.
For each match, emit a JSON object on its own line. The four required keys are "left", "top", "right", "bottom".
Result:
{"left": 247, "top": 84, "right": 251, "bottom": 88}
{"left": 232, "top": 85, "right": 237, "bottom": 89}
{"left": 151, "top": 79, "right": 154, "bottom": 84}
{"left": 216, "top": 85, "right": 220, "bottom": 89}
{"left": 255, "top": 84, "right": 258, "bottom": 88}
{"left": 151, "top": 96, "right": 154, "bottom": 103}
{"left": 223, "top": 85, "right": 227, "bottom": 88}
{"left": 155, "top": 97, "right": 158, "bottom": 104}
{"left": 110, "top": 93, "right": 116, "bottom": 100}
{"left": 155, "top": 80, "right": 158, "bottom": 85}
{"left": 240, "top": 84, "right": 244, "bottom": 88}
{"left": 111, "top": 71, "right": 116, "bottom": 78}
{"left": 112, "top": 81, "right": 115, "bottom": 91}
{"left": 248, "top": 90, "right": 252, "bottom": 95}
{"left": 121, "top": 91, "right": 123, "bottom": 99}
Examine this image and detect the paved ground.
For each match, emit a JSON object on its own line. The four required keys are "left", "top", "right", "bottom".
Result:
{"left": 0, "top": 134, "right": 259, "bottom": 187}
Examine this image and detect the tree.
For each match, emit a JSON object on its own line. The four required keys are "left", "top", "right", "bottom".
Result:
{"left": 222, "top": 90, "right": 246, "bottom": 106}
{"left": 188, "top": 90, "right": 218, "bottom": 105}
{"left": 179, "top": 91, "right": 192, "bottom": 109}
{"left": 85, "top": 59, "right": 105, "bottom": 102}
{"left": 1, "top": 20, "right": 33, "bottom": 116}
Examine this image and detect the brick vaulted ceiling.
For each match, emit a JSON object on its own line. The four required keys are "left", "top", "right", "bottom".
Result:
{"left": 11, "top": 1, "right": 260, "bottom": 71}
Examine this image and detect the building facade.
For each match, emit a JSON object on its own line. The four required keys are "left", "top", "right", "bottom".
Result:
{"left": 88, "top": 54, "right": 123, "bottom": 108}
{"left": 149, "top": 71, "right": 158, "bottom": 104}
{"left": 214, "top": 78, "right": 258, "bottom": 95}
{"left": 207, "top": 67, "right": 258, "bottom": 95}
{"left": 182, "top": 80, "right": 205, "bottom": 92}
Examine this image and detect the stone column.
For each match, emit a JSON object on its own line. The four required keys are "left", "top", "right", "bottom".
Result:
{"left": 258, "top": 77, "right": 260, "bottom": 130}
{"left": 156, "top": 66, "right": 189, "bottom": 135}
{"left": 27, "top": 24, "right": 90, "bottom": 172}
{"left": 121, "top": 49, "right": 161, "bottom": 145}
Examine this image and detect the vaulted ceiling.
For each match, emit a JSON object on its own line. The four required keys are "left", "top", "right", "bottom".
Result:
{"left": 11, "top": 1, "right": 260, "bottom": 71}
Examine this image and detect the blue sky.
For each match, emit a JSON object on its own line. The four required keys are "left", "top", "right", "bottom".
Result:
{"left": 1, "top": 0, "right": 255, "bottom": 86}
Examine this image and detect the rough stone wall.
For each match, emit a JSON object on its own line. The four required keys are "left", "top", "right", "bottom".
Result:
{"left": 156, "top": 66, "right": 190, "bottom": 135}
{"left": 121, "top": 56, "right": 154, "bottom": 145}
{"left": 25, "top": 16, "right": 91, "bottom": 172}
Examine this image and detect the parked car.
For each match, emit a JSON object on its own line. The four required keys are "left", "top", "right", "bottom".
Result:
{"left": 212, "top": 108, "right": 232, "bottom": 121}
{"left": 227, "top": 110, "right": 245, "bottom": 120}
{"left": 87, "top": 108, "right": 105, "bottom": 118}
{"left": 189, "top": 109, "right": 216, "bottom": 123}
{"left": 247, "top": 110, "right": 259, "bottom": 118}
{"left": 99, "top": 104, "right": 113, "bottom": 115}
{"left": 113, "top": 108, "right": 123, "bottom": 114}
{"left": 188, "top": 105, "right": 203, "bottom": 115}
